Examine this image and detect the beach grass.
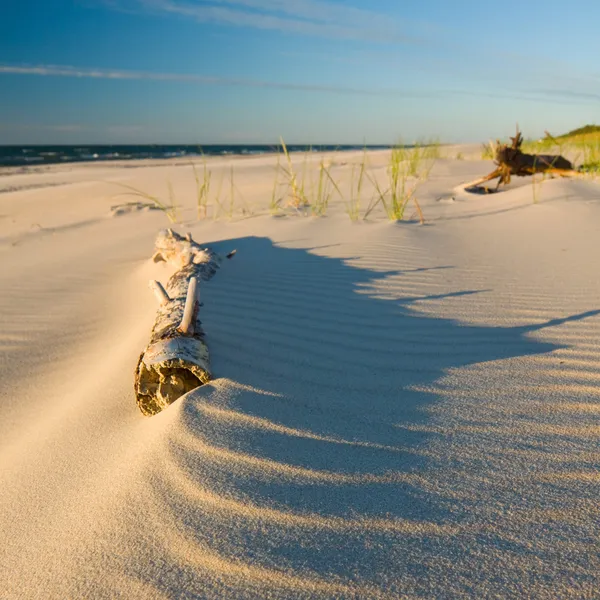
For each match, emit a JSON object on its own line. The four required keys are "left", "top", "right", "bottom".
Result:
{"left": 272, "top": 140, "right": 344, "bottom": 217}
{"left": 213, "top": 165, "right": 253, "bottom": 219}
{"left": 345, "top": 149, "right": 368, "bottom": 221}
{"left": 576, "top": 134, "right": 600, "bottom": 175}
{"left": 111, "top": 181, "right": 179, "bottom": 223}
{"left": 363, "top": 142, "right": 435, "bottom": 223}
{"left": 522, "top": 129, "right": 600, "bottom": 175}
{"left": 279, "top": 138, "right": 310, "bottom": 210}
{"left": 365, "top": 154, "right": 413, "bottom": 222}
{"left": 269, "top": 153, "right": 285, "bottom": 215}
{"left": 122, "top": 139, "right": 442, "bottom": 223}
{"left": 211, "top": 171, "right": 225, "bottom": 219}
{"left": 192, "top": 156, "right": 211, "bottom": 219}
{"left": 481, "top": 141, "right": 496, "bottom": 160}
{"left": 312, "top": 158, "right": 341, "bottom": 217}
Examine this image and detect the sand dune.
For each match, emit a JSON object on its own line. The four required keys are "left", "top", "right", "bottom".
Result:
{"left": 1, "top": 151, "right": 599, "bottom": 598}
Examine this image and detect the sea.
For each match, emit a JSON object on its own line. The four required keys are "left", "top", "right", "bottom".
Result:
{"left": 0, "top": 144, "right": 392, "bottom": 168}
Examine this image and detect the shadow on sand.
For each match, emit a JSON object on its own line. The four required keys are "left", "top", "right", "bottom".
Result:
{"left": 147, "top": 235, "right": 599, "bottom": 593}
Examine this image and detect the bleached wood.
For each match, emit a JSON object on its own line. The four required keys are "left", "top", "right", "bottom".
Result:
{"left": 178, "top": 277, "right": 198, "bottom": 335}
{"left": 149, "top": 280, "right": 170, "bottom": 306}
{"left": 135, "top": 229, "right": 232, "bottom": 416}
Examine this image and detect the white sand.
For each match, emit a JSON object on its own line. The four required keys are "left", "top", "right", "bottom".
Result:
{"left": 1, "top": 151, "right": 599, "bottom": 599}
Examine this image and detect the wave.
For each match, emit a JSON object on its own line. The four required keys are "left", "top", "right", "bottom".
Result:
{"left": 0, "top": 144, "right": 392, "bottom": 167}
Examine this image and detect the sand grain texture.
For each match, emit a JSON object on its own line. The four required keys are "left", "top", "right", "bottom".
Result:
{"left": 1, "top": 151, "right": 599, "bottom": 599}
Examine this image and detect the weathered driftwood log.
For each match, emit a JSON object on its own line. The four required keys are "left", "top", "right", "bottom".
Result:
{"left": 134, "top": 229, "right": 234, "bottom": 416}
{"left": 465, "top": 127, "right": 580, "bottom": 192}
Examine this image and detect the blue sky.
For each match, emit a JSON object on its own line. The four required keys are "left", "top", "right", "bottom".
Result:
{"left": 1, "top": 0, "right": 599, "bottom": 144}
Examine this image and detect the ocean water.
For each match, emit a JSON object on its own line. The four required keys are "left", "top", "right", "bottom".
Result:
{"left": 0, "top": 144, "right": 392, "bottom": 168}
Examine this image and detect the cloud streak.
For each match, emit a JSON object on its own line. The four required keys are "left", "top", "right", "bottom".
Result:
{"left": 108, "top": 0, "right": 419, "bottom": 43}
{"left": 0, "top": 63, "right": 434, "bottom": 96}
{"left": 0, "top": 123, "right": 86, "bottom": 132}
{"left": 2, "top": 63, "right": 599, "bottom": 106}
{"left": 531, "top": 88, "right": 600, "bottom": 102}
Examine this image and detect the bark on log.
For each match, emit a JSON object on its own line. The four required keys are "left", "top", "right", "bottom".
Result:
{"left": 135, "top": 229, "right": 230, "bottom": 416}
{"left": 495, "top": 131, "right": 573, "bottom": 178}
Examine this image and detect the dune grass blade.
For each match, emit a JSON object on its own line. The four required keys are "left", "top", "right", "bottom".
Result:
{"left": 531, "top": 152, "right": 564, "bottom": 204}
{"left": 388, "top": 147, "right": 412, "bottom": 220}
{"left": 166, "top": 180, "right": 178, "bottom": 223}
{"left": 270, "top": 154, "right": 285, "bottom": 215}
{"left": 300, "top": 149, "right": 310, "bottom": 212}
{"left": 579, "top": 134, "right": 600, "bottom": 176}
{"left": 363, "top": 171, "right": 390, "bottom": 220}
{"left": 346, "top": 150, "right": 367, "bottom": 221}
{"left": 234, "top": 178, "right": 253, "bottom": 217}
{"left": 317, "top": 165, "right": 342, "bottom": 216}
{"left": 412, "top": 197, "right": 425, "bottom": 224}
{"left": 312, "top": 161, "right": 329, "bottom": 216}
{"left": 192, "top": 157, "right": 211, "bottom": 219}
{"left": 212, "top": 173, "right": 226, "bottom": 220}
{"left": 363, "top": 144, "right": 426, "bottom": 222}
{"left": 418, "top": 140, "right": 440, "bottom": 178}
{"left": 111, "top": 181, "right": 178, "bottom": 223}
{"left": 229, "top": 166, "right": 235, "bottom": 218}
{"left": 280, "top": 137, "right": 309, "bottom": 209}
{"left": 481, "top": 141, "right": 496, "bottom": 160}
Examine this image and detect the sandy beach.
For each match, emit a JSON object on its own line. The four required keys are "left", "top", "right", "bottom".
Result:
{"left": 1, "top": 148, "right": 599, "bottom": 599}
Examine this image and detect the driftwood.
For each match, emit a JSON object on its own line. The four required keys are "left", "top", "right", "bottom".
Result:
{"left": 466, "top": 127, "right": 580, "bottom": 192}
{"left": 134, "top": 229, "right": 234, "bottom": 416}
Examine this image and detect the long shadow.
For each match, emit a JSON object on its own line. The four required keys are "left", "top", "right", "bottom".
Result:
{"left": 159, "top": 235, "right": 600, "bottom": 584}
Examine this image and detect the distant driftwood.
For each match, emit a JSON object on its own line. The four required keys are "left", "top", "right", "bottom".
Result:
{"left": 463, "top": 127, "right": 580, "bottom": 193}
{"left": 134, "top": 229, "right": 235, "bottom": 416}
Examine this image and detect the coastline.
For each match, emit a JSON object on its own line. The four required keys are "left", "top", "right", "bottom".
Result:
{"left": 0, "top": 143, "right": 396, "bottom": 169}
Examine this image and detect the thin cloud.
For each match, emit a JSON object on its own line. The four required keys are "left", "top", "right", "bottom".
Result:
{"left": 109, "top": 0, "right": 419, "bottom": 43}
{"left": 202, "top": 0, "right": 392, "bottom": 26}
{"left": 2, "top": 63, "right": 599, "bottom": 106}
{"left": 100, "top": 1, "right": 600, "bottom": 90}
{"left": 0, "top": 123, "right": 86, "bottom": 132}
{"left": 0, "top": 63, "right": 433, "bottom": 96}
{"left": 531, "top": 89, "right": 600, "bottom": 102}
